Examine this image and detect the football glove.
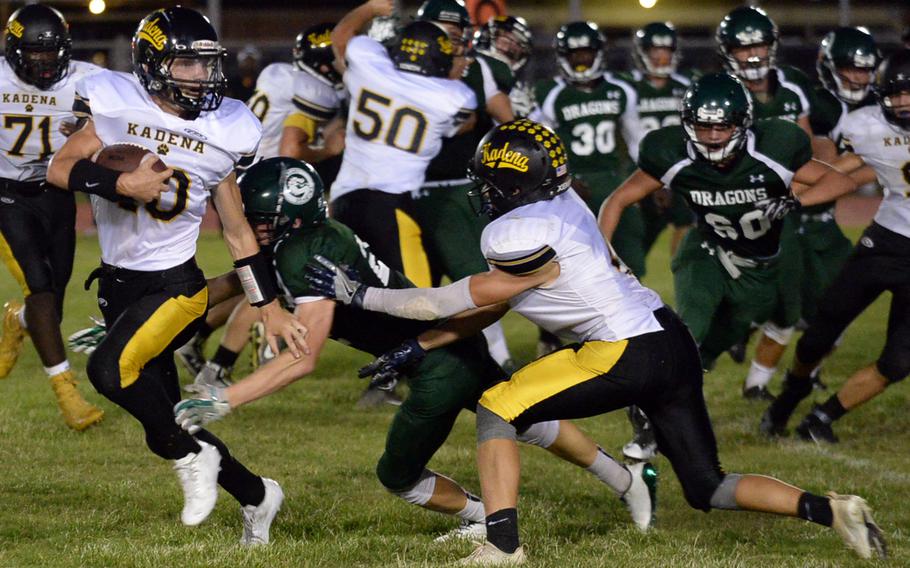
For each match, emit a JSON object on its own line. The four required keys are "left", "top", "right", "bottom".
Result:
{"left": 757, "top": 195, "right": 802, "bottom": 221}
{"left": 174, "top": 384, "right": 231, "bottom": 434}
{"left": 358, "top": 338, "right": 426, "bottom": 390}
{"left": 184, "top": 361, "right": 233, "bottom": 392}
{"left": 67, "top": 317, "right": 107, "bottom": 355}
{"left": 305, "top": 255, "right": 368, "bottom": 307}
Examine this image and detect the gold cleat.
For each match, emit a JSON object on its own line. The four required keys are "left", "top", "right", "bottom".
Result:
{"left": 0, "top": 300, "right": 26, "bottom": 379}
{"left": 50, "top": 370, "right": 104, "bottom": 431}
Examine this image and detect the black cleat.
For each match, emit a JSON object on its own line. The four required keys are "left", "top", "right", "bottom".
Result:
{"left": 759, "top": 407, "right": 788, "bottom": 437}
{"left": 795, "top": 408, "right": 839, "bottom": 444}
{"left": 743, "top": 385, "right": 776, "bottom": 402}
{"left": 727, "top": 340, "right": 747, "bottom": 364}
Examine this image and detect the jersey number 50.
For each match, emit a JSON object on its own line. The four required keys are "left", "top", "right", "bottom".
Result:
{"left": 353, "top": 89, "right": 428, "bottom": 154}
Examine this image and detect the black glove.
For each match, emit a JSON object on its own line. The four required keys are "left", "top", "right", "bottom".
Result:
{"left": 358, "top": 338, "right": 427, "bottom": 390}
{"left": 757, "top": 195, "right": 802, "bottom": 221}
{"left": 305, "top": 255, "right": 367, "bottom": 308}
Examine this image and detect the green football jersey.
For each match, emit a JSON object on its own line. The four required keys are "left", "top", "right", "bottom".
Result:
{"left": 533, "top": 73, "right": 638, "bottom": 175}
{"left": 809, "top": 87, "right": 876, "bottom": 145}
{"left": 273, "top": 219, "right": 434, "bottom": 356}
{"left": 622, "top": 69, "right": 691, "bottom": 134}
{"left": 638, "top": 119, "right": 812, "bottom": 258}
{"left": 424, "top": 54, "right": 515, "bottom": 182}
{"left": 750, "top": 65, "right": 818, "bottom": 123}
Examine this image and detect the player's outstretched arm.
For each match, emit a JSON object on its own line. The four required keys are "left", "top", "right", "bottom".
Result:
{"left": 598, "top": 169, "right": 664, "bottom": 241}
{"left": 213, "top": 172, "right": 310, "bottom": 358}
{"left": 331, "top": 0, "right": 395, "bottom": 67}
{"left": 790, "top": 158, "right": 859, "bottom": 207}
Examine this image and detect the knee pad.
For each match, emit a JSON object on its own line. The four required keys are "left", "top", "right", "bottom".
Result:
{"left": 516, "top": 420, "right": 560, "bottom": 449}
{"left": 708, "top": 473, "right": 742, "bottom": 511}
{"left": 476, "top": 404, "right": 516, "bottom": 445}
{"left": 761, "top": 322, "right": 795, "bottom": 346}
{"left": 384, "top": 467, "right": 436, "bottom": 506}
{"left": 680, "top": 468, "right": 726, "bottom": 512}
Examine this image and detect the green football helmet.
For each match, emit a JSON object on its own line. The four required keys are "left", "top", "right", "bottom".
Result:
{"left": 716, "top": 6, "right": 778, "bottom": 82}
{"left": 680, "top": 73, "right": 754, "bottom": 164}
{"left": 817, "top": 27, "right": 880, "bottom": 104}
{"left": 634, "top": 22, "right": 679, "bottom": 78}
{"left": 238, "top": 157, "right": 326, "bottom": 245}
{"left": 416, "top": 0, "right": 471, "bottom": 28}
{"left": 555, "top": 21, "right": 607, "bottom": 85}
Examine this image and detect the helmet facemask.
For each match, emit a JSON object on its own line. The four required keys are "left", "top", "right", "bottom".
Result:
{"left": 878, "top": 82, "right": 910, "bottom": 130}
{"left": 150, "top": 44, "right": 226, "bottom": 113}
{"left": 634, "top": 24, "right": 679, "bottom": 79}
{"left": 684, "top": 119, "right": 748, "bottom": 164}
{"left": 558, "top": 47, "right": 604, "bottom": 85}
{"left": 724, "top": 43, "right": 776, "bottom": 82}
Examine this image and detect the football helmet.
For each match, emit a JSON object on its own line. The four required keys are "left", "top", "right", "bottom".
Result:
{"left": 555, "top": 21, "right": 607, "bottom": 85}
{"left": 817, "top": 27, "right": 880, "bottom": 104}
{"left": 468, "top": 119, "right": 571, "bottom": 218}
{"left": 681, "top": 73, "right": 754, "bottom": 164}
{"left": 132, "top": 7, "right": 227, "bottom": 113}
{"left": 238, "top": 157, "right": 327, "bottom": 246}
{"left": 389, "top": 20, "right": 454, "bottom": 78}
{"left": 633, "top": 22, "right": 679, "bottom": 78}
{"left": 294, "top": 23, "right": 342, "bottom": 90}
{"left": 4, "top": 4, "right": 71, "bottom": 90}
{"left": 716, "top": 6, "right": 778, "bottom": 82}
{"left": 474, "top": 16, "right": 533, "bottom": 73}
{"left": 875, "top": 49, "right": 910, "bottom": 130}
{"left": 416, "top": 0, "right": 471, "bottom": 29}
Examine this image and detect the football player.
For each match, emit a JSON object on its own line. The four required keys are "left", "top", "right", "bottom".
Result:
{"left": 531, "top": 22, "right": 645, "bottom": 276}
{"left": 716, "top": 5, "right": 822, "bottom": 399}
{"left": 761, "top": 50, "right": 910, "bottom": 444}
{"left": 45, "top": 7, "right": 307, "bottom": 539}
{"left": 473, "top": 15, "right": 534, "bottom": 118}
{"left": 0, "top": 4, "right": 104, "bottom": 430}
{"left": 310, "top": 119, "right": 885, "bottom": 564}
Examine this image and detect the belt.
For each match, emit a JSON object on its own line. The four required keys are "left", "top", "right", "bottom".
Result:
{"left": 84, "top": 257, "right": 200, "bottom": 290}
{"left": 700, "top": 241, "right": 778, "bottom": 279}
{"left": 800, "top": 211, "right": 835, "bottom": 223}
{"left": 0, "top": 178, "right": 46, "bottom": 195}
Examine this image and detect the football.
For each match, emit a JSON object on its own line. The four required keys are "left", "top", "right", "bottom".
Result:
{"left": 93, "top": 143, "right": 167, "bottom": 173}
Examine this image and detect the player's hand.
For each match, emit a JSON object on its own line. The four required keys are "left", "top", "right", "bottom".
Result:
{"left": 367, "top": 0, "right": 395, "bottom": 17}
{"left": 358, "top": 338, "right": 426, "bottom": 390}
{"left": 174, "top": 385, "right": 231, "bottom": 434}
{"left": 756, "top": 195, "right": 801, "bottom": 221}
{"left": 59, "top": 120, "right": 79, "bottom": 137}
{"left": 116, "top": 154, "right": 173, "bottom": 204}
{"left": 67, "top": 317, "right": 106, "bottom": 354}
{"left": 259, "top": 300, "right": 309, "bottom": 358}
{"left": 305, "top": 255, "right": 368, "bottom": 308}
{"left": 324, "top": 128, "right": 345, "bottom": 156}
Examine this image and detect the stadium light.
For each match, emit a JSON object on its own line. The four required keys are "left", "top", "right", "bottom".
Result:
{"left": 88, "top": 0, "right": 106, "bottom": 15}
{"left": 639, "top": 0, "right": 657, "bottom": 8}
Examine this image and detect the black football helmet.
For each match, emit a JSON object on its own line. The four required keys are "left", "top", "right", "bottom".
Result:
{"left": 473, "top": 16, "right": 533, "bottom": 73}
{"left": 389, "top": 20, "right": 454, "bottom": 78}
{"left": 875, "top": 49, "right": 910, "bottom": 130}
{"left": 132, "top": 7, "right": 227, "bottom": 113}
{"left": 294, "top": 23, "right": 342, "bottom": 90}
{"left": 468, "top": 119, "right": 571, "bottom": 218}
{"left": 4, "top": 4, "right": 71, "bottom": 90}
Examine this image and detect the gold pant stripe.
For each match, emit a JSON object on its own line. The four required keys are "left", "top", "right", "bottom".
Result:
{"left": 0, "top": 233, "right": 29, "bottom": 295}
{"left": 395, "top": 208, "right": 431, "bottom": 288}
{"left": 480, "top": 339, "right": 629, "bottom": 422}
{"left": 119, "top": 287, "right": 208, "bottom": 388}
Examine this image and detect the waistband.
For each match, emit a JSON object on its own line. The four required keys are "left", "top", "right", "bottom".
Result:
{"left": 84, "top": 257, "right": 201, "bottom": 290}
{"left": 0, "top": 178, "right": 47, "bottom": 195}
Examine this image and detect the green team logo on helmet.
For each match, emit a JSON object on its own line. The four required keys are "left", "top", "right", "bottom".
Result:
{"left": 555, "top": 21, "right": 607, "bottom": 85}
{"left": 634, "top": 21, "right": 679, "bottom": 78}
{"left": 238, "top": 157, "right": 327, "bottom": 246}
{"left": 681, "top": 73, "right": 753, "bottom": 164}
{"left": 716, "top": 6, "right": 778, "bottom": 82}
{"left": 818, "top": 27, "right": 880, "bottom": 104}
{"left": 416, "top": 0, "right": 470, "bottom": 28}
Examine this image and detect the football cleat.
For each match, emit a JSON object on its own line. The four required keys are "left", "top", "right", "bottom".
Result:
{"left": 356, "top": 384, "right": 403, "bottom": 408}
{"left": 188, "top": 361, "right": 233, "bottom": 391}
{"left": 250, "top": 321, "right": 279, "bottom": 370}
{"left": 828, "top": 492, "right": 887, "bottom": 559}
{"left": 241, "top": 478, "right": 284, "bottom": 545}
{"left": 174, "top": 440, "right": 221, "bottom": 526}
{"left": 623, "top": 407, "right": 658, "bottom": 461}
{"left": 458, "top": 542, "right": 526, "bottom": 566}
{"left": 621, "top": 462, "right": 658, "bottom": 532}
{"left": 175, "top": 335, "right": 207, "bottom": 376}
{"left": 795, "top": 408, "right": 839, "bottom": 444}
{"left": 0, "top": 300, "right": 25, "bottom": 378}
{"left": 50, "top": 370, "right": 104, "bottom": 431}
{"left": 434, "top": 518, "right": 487, "bottom": 544}
{"left": 742, "top": 385, "right": 776, "bottom": 402}
{"left": 727, "top": 340, "right": 747, "bottom": 364}
{"left": 759, "top": 407, "right": 788, "bottom": 438}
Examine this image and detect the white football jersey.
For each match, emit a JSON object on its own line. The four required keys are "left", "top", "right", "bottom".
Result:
{"left": 247, "top": 62, "right": 342, "bottom": 160}
{"left": 331, "top": 36, "right": 476, "bottom": 200}
{"left": 0, "top": 58, "right": 101, "bottom": 181}
{"left": 481, "top": 190, "right": 664, "bottom": 343}
{"left": 841, "top": 105, "right": 910, "bottom": 239}
{"left": 73, "top": 70, "right": 261, "bottom": 270}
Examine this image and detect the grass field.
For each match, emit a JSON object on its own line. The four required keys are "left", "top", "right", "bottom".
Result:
{"left": 0, "top": 229, "right": 905, "bottom": 567}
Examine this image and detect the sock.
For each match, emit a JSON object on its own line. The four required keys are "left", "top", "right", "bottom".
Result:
{"left": 485, "top": 508, "right": 519, "bottom": 554}
{"left": 481, "top": 321, "right": 511, "bottom": 366}
{"left": 745, "top": 361, "right": 776, "bottom": 390}
{"left": 17, "top": 306, "right": 26, "bottom": 330}
{"left": 211, "top": 345, "right": 239, "bottom": 369}
{"left": 767, "top": 371, "right": 813, "bottom": 423}
{"left": 44, "top": 360, "right": 71, "bottom": 377}
{"left": 797, "top": 492, "right": 834, "bottom": 527}
{"left": 586, "top": 447, "right": 632, "bottom": 496}
{"left": 456, "top": 492, "right": 485, "bottom": 523}
{"left": 815, "top": 395, "right": 847, "bottom": 423}
{"left": 196, "top": 323, "right": 214, "bottom": 341}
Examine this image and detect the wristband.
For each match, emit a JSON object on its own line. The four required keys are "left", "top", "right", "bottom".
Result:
{"left": 233, "top": 251, "right": 278, "bottom": 307}
{"left": 69, "top": 158, "right": 122, "bottom": 201}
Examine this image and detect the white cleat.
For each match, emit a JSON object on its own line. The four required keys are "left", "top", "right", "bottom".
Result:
{"left": 621, "top": 462, "right": 658, "bottom": 532}
{"left": 458, "top": 542, "right": 526, "bottom": 566}
{"left": 622, "top": 439, "right": 658, "bottom": 462}
{"left": 241, "top": 478, "right": 284, "bottom": 545}
{"left": 828, "top": 492, "right": 887, "bottom": 559}
{"left": 173, "top": 440, "right": 221, "bottom": 526}
{"left": 434, "top": 519, "right": 487, "bottom": 544}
